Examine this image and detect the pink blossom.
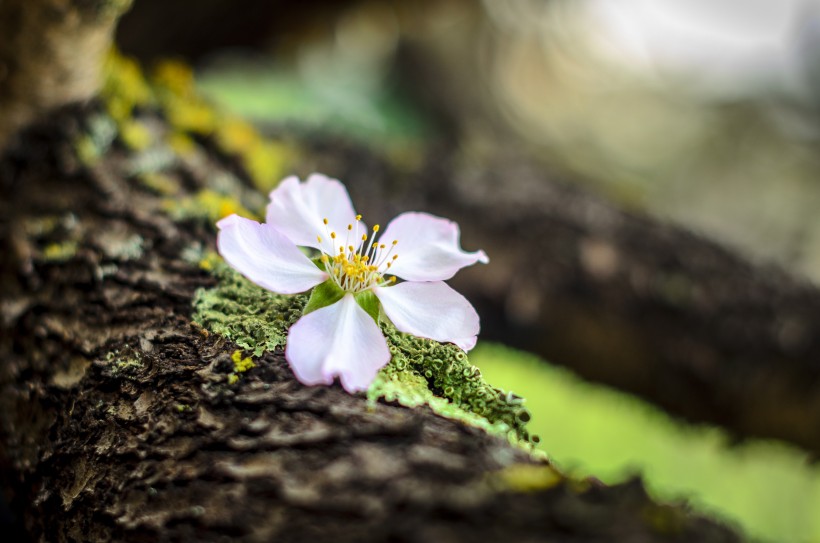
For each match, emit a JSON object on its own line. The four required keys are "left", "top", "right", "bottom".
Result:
{"left": 217, "top": 173, "right": 488, "bottom": 393}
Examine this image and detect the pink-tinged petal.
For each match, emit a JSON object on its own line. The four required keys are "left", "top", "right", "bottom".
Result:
{"left": 374, "top": 281, "right": 480, "bottom": 351}
{"left": 217, "top": 215, "right": 327, "bottom": 294}
{"left": 379, "top": 212, "right": 488, "bottom": 282}
{"left": 266, "top": 173, "right": 362, "bottom": 252}
{"left": 285, "top": 294, "right": 390, "bottom": 393}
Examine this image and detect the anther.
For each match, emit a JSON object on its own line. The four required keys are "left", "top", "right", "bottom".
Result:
{"left": 330, "top": 232, "right": 336, "bottom": 239}
{"left": 373, "top": 225, "right": 380, "bottom": 233}
{"left": 347, "top": 224, "right": 352, "bottom": 231}
{"left": 356, "top": 214, "right": 362, "bottom": 221}
{"left": 323, "top": 218, "right": 329, "bottom": 225}
{"left": 317, "top": 235, "right": 322, "bottom": 243}
{"left": 392, "top": 240, "right": 398, "bottom": 245}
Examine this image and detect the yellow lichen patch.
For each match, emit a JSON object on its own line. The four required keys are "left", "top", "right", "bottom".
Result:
{"left": 138, "top": 172, "right": 181, "bottom": 196}
{"left": 215, "top": 117, "right": 259, "bottom": 153}
{"left": 490, "top": 464, "right": 563, "bottom": 493}
{"left": 166, "top": 99, "right": 218, "bottom": 135}
{"left": 231, "top": 350, "right": 256, "bottom": 373}
{"left": 163, "top": 189, "right": 256, "bottom": 224}
{"left": 166, "top": 131, "right": 196, "bottom": 156}
{"left": 242, "top": 140, "right": 292, "bottom": 192}
{"left": 119, "top": 119, "right": 153, "bottom": 151}
{"left": 197, "top": 250, "right": 223, "bottom": 273}
{"left": 42, "top": 241, "right": 79, "bottom": 262}
{"left": 102, "top": 49, "right": 154, "bottom": 122}
{"left": 213, "top": 117, "right": 293, "bottom": 191}
{"left": 227, "top": 350, "right": 255, "bottom": 385}
{"left": 152, "top": 60, "right": 217, "bottom": 135}
{"left": 152, "top": 60, "right": 196, "bottom": 97}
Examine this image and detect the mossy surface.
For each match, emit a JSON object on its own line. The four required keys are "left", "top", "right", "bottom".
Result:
{"left": 192, "top": 265, "right": 306, "bottom": 357}
{"left": 192, "top": 263, "right": 535, "bottom": 445}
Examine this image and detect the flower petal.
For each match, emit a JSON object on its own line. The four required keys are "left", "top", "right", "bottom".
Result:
{"left": 374, "top": 281, "right": 480, "bottom": 351}
{"left": 285, "top": 294, "right": 390, "bottom": 392}
{"left": 379, "top": 212, "right": 488, "bottom": 282}
{"left": 266, "top": 173, "right": 363, "bottom": 252}
{"left": 217, "top": 214, "right": 327, "bottom": 294}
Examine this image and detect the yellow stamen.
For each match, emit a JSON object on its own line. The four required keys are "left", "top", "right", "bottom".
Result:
{"left": 373, "top": 224, "right": 380, "bottom": 233}
{"left": 323, "top": 218, "right": 329, "bottom": 225}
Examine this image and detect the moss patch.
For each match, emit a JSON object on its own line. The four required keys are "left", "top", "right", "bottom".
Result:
{"left": 192, "top": 263, "right": 535, "bottom": 445}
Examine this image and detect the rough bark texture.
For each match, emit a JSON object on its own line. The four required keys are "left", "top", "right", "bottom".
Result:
{"left": 0, "top": 0, "right": 132, "bottom": 149}
{"left": 317, "top": 146, "right": 820, "bottom": 455}
{"left": 0, "top": 107, "right": 741, "bottom": 542}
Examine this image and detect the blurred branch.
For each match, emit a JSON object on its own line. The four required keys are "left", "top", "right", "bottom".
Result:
{"left": 0, "top": 0, "right": 131, "bottom": 149}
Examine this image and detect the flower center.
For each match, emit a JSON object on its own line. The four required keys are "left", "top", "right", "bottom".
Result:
{"left": 317, "top": 215, "right": 398, "bottom": 294}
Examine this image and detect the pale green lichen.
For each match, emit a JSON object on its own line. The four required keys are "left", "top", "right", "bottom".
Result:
{"left": 192, "top": 264, "right": 535, "bottom": 445}
{"left": 192, "top": 265, "right": 306, "bottom": 357}
{"left": 104, "top": 348, "right": 144, "bottom": 376}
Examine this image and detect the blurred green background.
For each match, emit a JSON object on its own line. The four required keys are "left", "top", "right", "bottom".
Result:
{"left": 473, "top": 343, "right": 820, "bottom": 543}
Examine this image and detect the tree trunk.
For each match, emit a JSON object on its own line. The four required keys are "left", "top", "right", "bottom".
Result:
{"left": 0, "top": 105, "right": 741, "bottom": 542}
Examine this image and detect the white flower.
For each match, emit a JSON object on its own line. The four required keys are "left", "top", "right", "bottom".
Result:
{"left": 217, "top": 173, "right": 488, "bottom": 393}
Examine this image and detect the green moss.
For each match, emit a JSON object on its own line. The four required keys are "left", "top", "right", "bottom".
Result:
{"left": 192, "top": 264, "right": 535, "bottom": 445}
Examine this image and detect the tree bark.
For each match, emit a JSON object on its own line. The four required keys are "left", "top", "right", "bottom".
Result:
{"left": 0, "top": 106, "right": 741, "bottom": 542}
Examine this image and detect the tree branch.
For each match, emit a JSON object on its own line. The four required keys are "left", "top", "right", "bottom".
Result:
{"left": 0, "top": 106, "right": 740, "bottom": 542}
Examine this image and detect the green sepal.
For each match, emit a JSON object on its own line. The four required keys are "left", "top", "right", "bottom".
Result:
{"left": 355, "top": 290, "right": 380, "bottom": 323}
{"left": 303, "top": 279, "right": 344, "bottom": 315}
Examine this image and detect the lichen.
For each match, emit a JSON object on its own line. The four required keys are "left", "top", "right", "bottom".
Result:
{"left": 192, "top": 265, "right": 306, "bottom": 357}
{"left": 42, "top": 241, "right": 79, "bottom": 262}
{"left": 163, "top": 189, "right": 257, "bottom": 226}
{"left": 98, "top": 50, "right": 292, "bottom": 193}
{"left": 227, "top": 350, "right": 256, "bottom": 384}
{"left": 104, "top": 347, "right": 144, "bottom": 378}
{"left": 192, "top": 263, "right": 535, "bottom": 445}
{"left": 372, "top": 323, "right": 534, "bottom": 446}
